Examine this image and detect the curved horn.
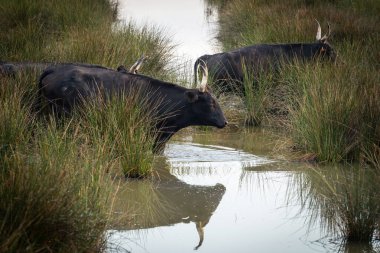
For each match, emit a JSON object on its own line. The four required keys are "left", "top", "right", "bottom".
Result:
{"left": 194, "top": 221, "right": 204, "bottom": 250}
{"left": 199, "top": 64, "right": 208, "bottom": 92}
{"left": 129, "top": 54, "right": 146, "bottom": 74}
{"left": 315, "top": 19, "right": 322, "bottom": 41}
{"left": 320, "top": 22, "right": 331, "bottom": 41}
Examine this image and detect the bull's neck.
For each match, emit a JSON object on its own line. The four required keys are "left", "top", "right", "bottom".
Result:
{"left": 279, "top": 43, "right": 321, "bottom": 58}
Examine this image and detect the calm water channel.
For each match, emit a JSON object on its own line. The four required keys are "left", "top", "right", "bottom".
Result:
{"left": 107, "top": 131, "right": 379, "bottom": 253}
{"left": 116, "top": 0, "right": 220, "bottom": 63}
{"left": 108, "top": 1, "right": 380, "bottom": 252}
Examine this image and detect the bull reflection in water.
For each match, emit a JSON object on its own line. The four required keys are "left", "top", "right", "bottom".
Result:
{"left": 113, "top": 164, "right": 226, "bottom": 250}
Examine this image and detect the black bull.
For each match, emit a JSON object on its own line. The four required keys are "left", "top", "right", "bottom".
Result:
{"left": 112, "top": 165, "right": 226, "bottom": 250}
{"left": 38, "top": 65, "right": 227, "bottom": 152}
{"left": 194, "top": 27, "right": 336, "bottom": 93}
{"left": 0, "top": 59, "right": 143, "bottom": 77}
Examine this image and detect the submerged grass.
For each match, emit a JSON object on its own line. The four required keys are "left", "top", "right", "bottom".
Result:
{"left": 289, "top": 164, "right": 380, "bottom": 244}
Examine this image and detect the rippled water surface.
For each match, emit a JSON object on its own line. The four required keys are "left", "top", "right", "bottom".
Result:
{"left": 109, "top": 1, "right": 379, "bottom": 252}
{"left": 107, "top": 130, "right": 380, "bottom": 253}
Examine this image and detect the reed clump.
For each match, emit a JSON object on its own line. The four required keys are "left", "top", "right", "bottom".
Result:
{"left": 0, "top": 74, "right": 114, "bottom": 252}
{"left": 241, "top": 63, "right": 273, "bottom": 127}
{"left": 79, "top": 87, "right": 161, "bottom": 178}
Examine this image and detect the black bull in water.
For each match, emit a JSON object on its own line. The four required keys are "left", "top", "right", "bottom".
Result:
{"left": 38, "top": 64, "right": 227, "bottom": 152}
{"left": 194, "top": 21, "right": 336, "bottom": 93}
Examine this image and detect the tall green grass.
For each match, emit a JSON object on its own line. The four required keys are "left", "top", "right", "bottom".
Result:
{"left": 79, "top": 87, "right": 162, "bottom": 178}
{"left": 0, "top": 0, "right": 173, "bottom": 80}
{"left": 210, "top": 0, "right": 380, "bottom": 164}
{"left": 0, "top": 0, "right": 177, "bottom": 251}
{"left": 0, "top": 74, "right": 115, "bottom": 252}
{"left": 48, "top": 23, "right": 173, "bottom": 79}
{"left": 241, "top": 62, "right": 274, "bottom": 127}
{"left": 0, "top": 0, "right": 117, "bottom": 60}
{"left": 282, "top": 41, "right": 379, "bottom": 163}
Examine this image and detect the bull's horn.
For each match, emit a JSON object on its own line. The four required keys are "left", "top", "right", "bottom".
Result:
{"left": 194, "top": 221, "right": 204, "bottom": 250}
{"left": 315, "top": 19, "right": 322, "bottom": 41}
{"left": 321, "top": 22, "right": 331, "bottom": 41}
{"left": 129, "top": 54, "right": 146, "bottom": 74}
{"left": 199, "top": 64, "right": 208, "bottom": 92}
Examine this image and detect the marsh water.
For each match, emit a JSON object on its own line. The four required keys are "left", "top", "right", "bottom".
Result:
{"left": 108, "top": 1, "right": 380, "bottom": 252}
{"left": 116, "top": 0, "right": 220, "bottom": 63}
{"left": 107, "top": 130, "right": 379, "bottom": 253}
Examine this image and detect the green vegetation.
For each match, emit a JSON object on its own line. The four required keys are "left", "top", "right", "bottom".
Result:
{"left": 206, "top": 0, "right": 380, "bottom": 164}
{"left": 290, "top": 164, "right": 380, "bottom": 245}
{"left": 80, "top": 88, "right": 161, "bottom": 178}
{"left": 0, "top": 73, "right": 113, "bottom": 252}
{"left": 0, "top": 0, "right": 172, "bottom": 77}
{"left": 241, "top": 63, "right": 273, "bottom": 127}
{"left": 0, "top": 0, "right": 174, "bottom": 251}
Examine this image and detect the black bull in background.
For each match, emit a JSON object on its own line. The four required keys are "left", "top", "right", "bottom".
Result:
{"left": 0, "top": 55, "right": 146, "bottom": 77}
{"left": 111, "top": 164, "right": 226, "bottom": 251}
{"left": 194, "top": 21, "right": 336, "bottom": 93}
{"left": 38, "top": 64, "right": 227, "bottom": 152}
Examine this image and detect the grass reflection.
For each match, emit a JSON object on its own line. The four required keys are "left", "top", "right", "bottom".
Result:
{"left": 289, "top": 164, "right": 380, "bottom": 250}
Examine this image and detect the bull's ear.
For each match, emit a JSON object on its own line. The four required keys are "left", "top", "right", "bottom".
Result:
{"left": 185, "top": 90, "right": 199, "bottom": 103}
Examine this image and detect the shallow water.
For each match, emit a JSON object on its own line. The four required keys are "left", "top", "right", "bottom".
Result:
{"left": 110, "top": 1, "right": 379, "bottom": 252}
{"left": 117, "top": 0, "right": 220, "bottom": 63}
{"left": 107, "top": 131, "right": 380, "bottom": 253}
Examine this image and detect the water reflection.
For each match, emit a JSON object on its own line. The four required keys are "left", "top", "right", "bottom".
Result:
{"left": 109, "top": 160, "right": 226, "bottom": 251}
{"left": 108, "top": 131, "right": 380, "bottom": 253}
{"left": 166, "top": 142, "right": 273, "bottom": 171}
{"left": 288, "top": 164, "right": 380, "bottom": 252}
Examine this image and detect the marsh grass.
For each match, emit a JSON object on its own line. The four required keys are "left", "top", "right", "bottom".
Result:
{"left": 211, "top": 0, "right": 380, "bottom": 164}
{"left": 0, "top": 124, "right": 114, "bottom": 252}
{"left": 79, "top": 87, "right": 162, "bottom": 178}
{"left": 49, "top": 23, "right": 174, "bottom": 79}
{"left": 0, "top": 72, "right": 116, "bottom": 252}
{"left": 0, "top": 78, "right": 33, "bottom": 159}
{"left": 0, "top": 0, "right": 173, "bottom": 81}
{"left": 0, "top": 0, "right": 117, "bottom": 60}
{"left": 281, "top": 41, "right": 380, "bottom": 163}
{"left": 241, "top": 62, "right": 274, "bottom": 127}
{"left": 289, "top": 164, "right": 380, "bottom": 244}
{"left": 0, "top": 0, "right": 178, "bottom": 251}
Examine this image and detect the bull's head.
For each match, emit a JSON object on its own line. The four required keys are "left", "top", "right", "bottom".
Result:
{"left": 315, "top": 20, "right": 336, "bottom": 61}
{"left": 185, "top": 64, "right": 227, "bottom": 129}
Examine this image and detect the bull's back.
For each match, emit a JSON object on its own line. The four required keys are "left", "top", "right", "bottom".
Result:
{"left": 40, "top": 66, "right": 129, "bottom": 113}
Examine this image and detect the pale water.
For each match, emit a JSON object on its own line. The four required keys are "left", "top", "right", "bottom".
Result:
{"left": 107, "top": 131, "right": 380, "bottom": 253}
{"left": 109, "top": 1, "right": 380, "bottom": 252}
{"left": 116, "top": 0, "right": 220, "bottom": 64}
